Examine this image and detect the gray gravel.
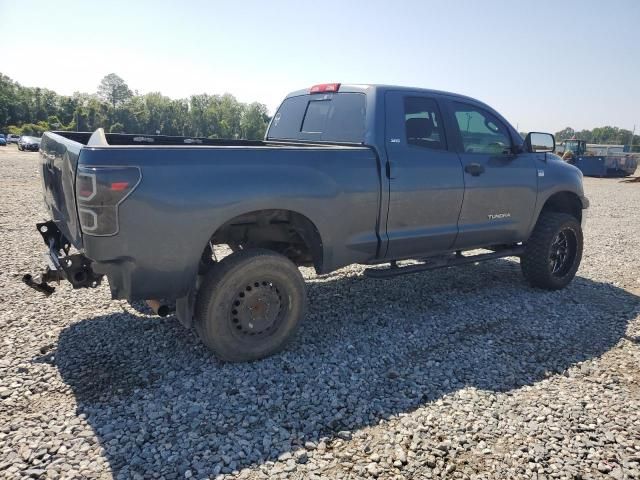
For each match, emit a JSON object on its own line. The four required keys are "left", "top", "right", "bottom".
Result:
{"left": 1, "top": 145, "right": 639, "bottom": 479}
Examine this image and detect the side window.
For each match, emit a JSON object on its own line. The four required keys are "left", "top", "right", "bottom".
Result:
{"left": 452, "top": 102, "right": 512, "bottom": 155}
{"left": 404, "top": 97, "right": 447, "bottom": 150}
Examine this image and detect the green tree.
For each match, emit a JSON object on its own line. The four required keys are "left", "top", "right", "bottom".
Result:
{"left": 591, "top": 126, "right": 617, "bottom": 144}
{"left": 33, "top": 87, "right": 46, "bottom": 121}
{"left": 85, "top": 97, "right": 111, "bottom": 130}
{"left": 188, "top": 94, "right": 214, "bottom": 137}
{"left": 554, "top": 127, "right": 575, "bottom": 141}
{"left": 576, "top": 129, "right": 593, "bottom": 142}
{"left": 97, "top": 73, "right": 133, "bottom": 108}
{"left": 0, "top": 71, "right": 290, "bottom": 141}
{"left": 20, "top": 122, "right": 50, "bottom": 136}
{"left": 47, "top": 115, "right": 62, "bottom": 129}
{"left": 0, "top": 73, "right": 18, "bottom": 128}
{"left": 215, "top": 94, "right": 244, "bottom": 138}
{"left": 58, "top": 96, "right": 79, "bottom": 125}
{"left": 116, "top": 96, "right": 147, "bottom": 133}
{"left": 109, "top": 122, "right": 124, "bottom": 133}
{"left": 141, "top": 92, "right": 174, "bottom": 134}
{"left": 241, "top": 102, "right": 269, "bottom": 140}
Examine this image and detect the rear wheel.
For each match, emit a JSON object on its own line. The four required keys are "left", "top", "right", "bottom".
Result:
{"left": 195, "top": 248, "right": 306, "bottom": 362}
{"left": 521, "top": 212, "right": 583, "bottom": 290}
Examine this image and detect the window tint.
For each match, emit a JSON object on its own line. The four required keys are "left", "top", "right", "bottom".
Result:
{"left": 452, "top": 102, "right": 512, "bottom": 154}
{"left": 267, "top": 93, "right": 366, "bottom": 143}
{"left": 404, "top": 97, "right": 447, "bottom": 150}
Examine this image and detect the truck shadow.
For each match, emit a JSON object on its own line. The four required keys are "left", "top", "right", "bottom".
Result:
{"left": 36, "top": 259, "right": 639, "bottom": 477}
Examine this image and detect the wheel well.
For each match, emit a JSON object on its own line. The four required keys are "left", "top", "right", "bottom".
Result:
{"left": 540, "top": 192, "right": 582, "bottom": 223}
{"left": 208, "top": 209, "right": 323, "bottom": 273}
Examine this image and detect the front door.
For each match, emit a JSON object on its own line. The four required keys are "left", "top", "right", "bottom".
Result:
{"left": 447, "top": 100, "right": 537, "bottom": 249}
{"left": 384, "top": 92, "right": 465, "bottom": 259}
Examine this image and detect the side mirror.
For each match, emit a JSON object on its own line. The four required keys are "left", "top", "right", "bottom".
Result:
{"left": 524, "top": 132, "right": 555, "bottom": 153}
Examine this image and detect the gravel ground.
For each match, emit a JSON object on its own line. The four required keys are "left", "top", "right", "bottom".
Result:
{"left": 0, "top": 145, "right": 639, "bottom": 480}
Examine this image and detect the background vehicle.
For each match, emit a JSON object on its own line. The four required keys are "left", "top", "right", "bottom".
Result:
{"left": 17, "top": 136, "right": 41, "bottom": 151}
{"left": 558, "top": 139, "right": 638, "bottom": 177}
{"left": 6, "top": 134, "right": 20, "bottom": 144}
{"left": 0, "top": 134, "right": 6, "bottom": 146}
{"left": 25, "top": 84, "right": 588, "bottom": 362}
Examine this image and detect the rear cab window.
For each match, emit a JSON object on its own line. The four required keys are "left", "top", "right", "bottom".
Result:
{"left": 267, "top": 92, "right": 366, "bottom": 143}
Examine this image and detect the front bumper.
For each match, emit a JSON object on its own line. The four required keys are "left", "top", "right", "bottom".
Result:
{"left": 22, "top": 221, "right": 103, "bottom": 296}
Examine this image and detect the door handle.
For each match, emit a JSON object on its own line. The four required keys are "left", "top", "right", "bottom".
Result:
{"left": 464, "top": 163, "right": 485, "bottom": 176}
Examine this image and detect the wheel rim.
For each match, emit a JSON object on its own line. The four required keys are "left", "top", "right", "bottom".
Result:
{"left": 548, "top": 228, "right": 577, "bottom": 278}
{"left": 229, "top": 280, "right": 285, "bottom": 340}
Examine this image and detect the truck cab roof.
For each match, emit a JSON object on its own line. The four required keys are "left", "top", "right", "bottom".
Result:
{"left": 271, "top": 83, "right": 519, "bottom": 147}
{"left": 284, "top": 83, "right": 495, "bottom": 108}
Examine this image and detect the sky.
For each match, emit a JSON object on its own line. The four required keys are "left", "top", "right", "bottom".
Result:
{"left": 1, "top": 0, "right": 638, "bottom": 133}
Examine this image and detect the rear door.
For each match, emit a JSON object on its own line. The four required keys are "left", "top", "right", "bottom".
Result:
{"left": 446, "top": 100, "right": 537, "bottom": 248}
{"left": 383, "top": 91, "right": 465, "bottom": 259}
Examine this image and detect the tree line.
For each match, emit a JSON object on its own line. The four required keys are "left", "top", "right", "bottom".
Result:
{"left": 0, "top": 73, "right": 271, "bottom": 140}
{"left": 2, "top": 72, "right": 637, "bottom": 148}
{"left": 555, "top": 126, "right": 639, "bottom": 150}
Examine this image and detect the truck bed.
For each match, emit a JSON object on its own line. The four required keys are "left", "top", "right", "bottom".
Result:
{"left": 39, "top": 130, "right": 381, "bottom": 300}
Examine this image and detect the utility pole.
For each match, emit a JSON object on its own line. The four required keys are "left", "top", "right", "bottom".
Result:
{"left": 629, "top": 124, "right": 636, "bottom": 152}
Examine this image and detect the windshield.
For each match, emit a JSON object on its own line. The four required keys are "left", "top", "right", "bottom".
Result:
{"left": 267, "top": 92, "right": 366, "bottom": 143}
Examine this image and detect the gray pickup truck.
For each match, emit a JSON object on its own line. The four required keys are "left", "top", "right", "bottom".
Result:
{"left": 26, "top": 83, "right": 588, "bottom": 361}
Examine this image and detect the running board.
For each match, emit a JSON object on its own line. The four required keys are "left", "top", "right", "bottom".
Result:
{"left": 363, "top": 247, "right": 525, "bottom": 279}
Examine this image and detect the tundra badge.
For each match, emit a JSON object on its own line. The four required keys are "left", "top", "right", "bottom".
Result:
{"left": 487, "top": 213, "right": 511, "bottom": 220}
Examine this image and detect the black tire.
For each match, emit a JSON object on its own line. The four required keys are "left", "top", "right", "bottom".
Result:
{"left": 521, "top": 212, "right": 583, "bottom": 290}
{"left": 195, "top": 248, "right": 306, "bottom": 362}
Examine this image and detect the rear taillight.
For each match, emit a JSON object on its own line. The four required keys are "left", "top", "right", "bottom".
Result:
{"left": 310, "top": 83, "right": 340, "bottom": 94}
{"left": 75, "top": 166, "right": 141, "bottom": 236}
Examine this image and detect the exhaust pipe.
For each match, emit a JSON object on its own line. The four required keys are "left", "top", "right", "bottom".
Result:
{"left": 145, "top": 299, "right": 171, "bottom": 317}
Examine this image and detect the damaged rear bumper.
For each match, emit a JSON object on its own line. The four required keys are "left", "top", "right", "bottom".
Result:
{"left": 22, "top": 221, "right": 103, "bottom": 296}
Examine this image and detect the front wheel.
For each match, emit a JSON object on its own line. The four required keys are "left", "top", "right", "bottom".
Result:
{"left": 520, "top": 212, "right": 583, "bottom": 290}
{"left": 195, "top": 248, "right": 306, "bottom": 362}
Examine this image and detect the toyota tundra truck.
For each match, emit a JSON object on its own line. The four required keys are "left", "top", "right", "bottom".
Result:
{"left": 25, "top": 83, "right": 588, "bottom": 362}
